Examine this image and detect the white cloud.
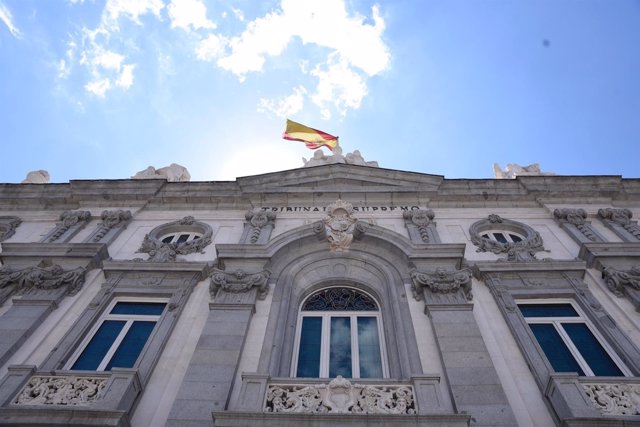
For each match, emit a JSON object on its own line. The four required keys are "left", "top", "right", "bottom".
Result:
{"left": 257, "top": 86, "right": 307, "bottom": 118}
{"left": 310, "top": 54, "right": 367, "bottom": 119}
{"left": 103, "top": 0, "right": 164, "bottom": 30}
{"left": 231, "top": 7, "right": 244, "bottom": 22}
{"left": 116, "top": 64, "right": 135, "bottom": 88}
{"left": 85, "top": 78, "right": 111, "bottom": 97}
{"left": 168, "top": 0, "right": 215, "bottom": 31}
{"left": 0, "top": 2, "right": 21, "bottom": 39}
{"left": 196, "top": 33, "right": 227, "bottom": 61}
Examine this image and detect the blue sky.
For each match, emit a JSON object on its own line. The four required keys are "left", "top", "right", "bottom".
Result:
{"left": 1, "top": 0, "right": 639, "bottom": 183}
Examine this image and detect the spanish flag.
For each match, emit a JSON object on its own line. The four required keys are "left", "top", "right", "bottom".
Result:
{"left": 283, "top": 119, "right": 338, "bottom": 151}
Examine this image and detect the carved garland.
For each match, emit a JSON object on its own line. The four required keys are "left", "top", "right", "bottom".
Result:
{"left": 602, "top": 266, "right": 640, "bottom": 297}
{"left": 14, "top": 375, "right": 106, "bottom": 406}
{"left": 469, "top": 215, "right": 545, "bottom": 262}
{"left": 402, "top": 209, "right": 435, "bottom": 242}
{"left": 265, "top": 376, "right": 415, "bottom": 415}
{"left": 137, "top": 216, "right": 212, "bottom": 262}
{"left": 0, "top": 263, "right": 86, "bottom": 296}
{"left": 409, "top": 267, "right": 473, "bottom": 301}
{"left": 92, "top": 210, "right": 132, "bottom": 242}
{"left": 0, "top": 216, "right": 22, "bottom": 242}
{"left": 583, "top": 382, "right": 640, "bottom": 416}
{"left": 209, "top": 268, "right": 271, "bottom": 300}
{"left": 598, "top": 208, "right": 640, "bottom": 240}
{"left": 245, "top": 209, "right": 276, "bottom": 243}
{"left": 553, "top": 208, "right": 599, "bottom": 241}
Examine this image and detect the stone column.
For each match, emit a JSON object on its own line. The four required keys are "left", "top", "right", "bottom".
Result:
{"left": 411, "top": 267, "right": 517, "bottom": 426}
{"left": 165, "top": 268, "right": 269, "bottom": 427}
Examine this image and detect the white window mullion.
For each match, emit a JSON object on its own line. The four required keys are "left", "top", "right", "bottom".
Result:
{"left": 351, "top": 316, "right": 360, "bottom": 378}
{"left": 553, "top": 321, "right": 595, "bottom": 376}
{"left": 320, "top": 315, "right": 330, "bottom": 377}
{"left": 96, "top": 319, "right": 134, "bottom": 371}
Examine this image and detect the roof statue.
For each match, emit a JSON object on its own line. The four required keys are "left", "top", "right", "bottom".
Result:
{"left": 302, "top": 145, "right": 379, "bottom": 168}
{"left": 131, "top": 163, "right": 191, "bottom": 182}
{"left": 21, "top": 170, "right": 50, "bottom": 184}
{"left": 493, "top": 162, "right": 554, "bottom": 179}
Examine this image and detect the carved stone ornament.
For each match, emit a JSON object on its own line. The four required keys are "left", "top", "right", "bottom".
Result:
{"left": 136, "top": 216, "right": 212, "bottom": 262}
{"left": 302, "top": 146, "right": 379, "bottom": 168}
{"left": 410, "top": 267, "right": 473, "bottom": 301}
{"left": 314, "top": 200, "right": 367, "bottom": 251}
{"left": 0, "top": 262, "right": 86, "bottom": 296}
{"left": 583, "top": 382, "right": 640, "bottom": 416}
{"left": 602, "top": 266, "right": 640, "bottom": 297}
{"left": 47, "top": 211, "right": 91, "bottom": 243}
{"left": 470, "top": 215, "right": 545, "bottom": 262}
{"left": 598, "top": 208, "right": 640, "bottom": 241}
{"left": 209, "top": 268, "right": 271, "bottom": 300}
{"left": 14, "top": 375, "right": 106, "bottom": 406}
{"left": 91, "top": 210, "right": 132, "bottom": 242}
{"left": 553, "top": 208, "right": 600, "bottom": 242}
{"left": 403, "top": 209, "right": 435, "bottom": 242}
{"left": 131, "top": 163, "right": 191, "bottom": 182}
{"left": 245, "top": 209, "right": 276, "bottom": 243}
{"left": 265, "top": 376, "right": 415, "bottom": 415}
{"left": 0, "top": 216, "right": 22, "bottom": 242}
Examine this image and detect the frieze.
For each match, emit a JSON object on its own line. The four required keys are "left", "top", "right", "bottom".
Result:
{"left": 14, "top": 375, "right": 106, "bottom": 406}
{"left": 209, "top": 268, "right": 271, "bottom": 300}
{"left": 410, "top": 267, "right": 473, "bottom": 301}
{"left": 265, "top": 376, "right": 415, "bottom": 415}
{"left": 583, "top": 382, "right": 640, "bottom": 416}
{"left": 260, "top": 205, "right": 421, "bottom": 213}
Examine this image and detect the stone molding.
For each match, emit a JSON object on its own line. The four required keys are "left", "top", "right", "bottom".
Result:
{"left": 470, "top": 214, "right": 545, "bottom": 261}
{"left": 0, "top": 216, "right": 21, "bottom": 242}
{"left": 136, "top": 216, "right": 212, "bottom": 262}
{"left": 265, "top": 376, "right": 415, "bottom": 415}
{"left": 0, "top": 261, "right": 85, "bottom": 305}
{"left": 602, "top": 266, "right": 640, "bottom": 297}
{"left": 13, "top": 374, "right": 106, "bottom": 406}
{"left": 553, "top": 208, "right": 605, "bottom": 244}
{"left": 86, "top": 210, "right": 132, "bottom": 243}
{"left": 42, "top": 211, "right": 91, "bottom": 243}
{"left": 598, "top": 208, "right": 640, "bottom": 242}
{"left": 210, "top": 268, "right": 271, "bottom": 300}
{"left": 403, "top": 209, "right": 440, "bottom": 243}
{"left": 240, "top": 209, "right": 276, "bottom": 244}
{"left": 409, "top": 267, "right": 472, "bottom": 301}
{"left": 582, "top": 381, "right": 640, "bottom": 416}
{"left": 313, "top": 200, "right": 367, "bottom": 251}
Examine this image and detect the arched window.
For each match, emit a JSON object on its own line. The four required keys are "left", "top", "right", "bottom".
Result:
{"left": 292, "top": 287, "right": 387, "bottom": 379}
{"left": 160, "top": 231, "right": 202, "bottom": 244}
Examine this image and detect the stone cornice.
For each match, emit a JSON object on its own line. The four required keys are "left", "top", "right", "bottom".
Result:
{"left": 578, "top": 242, "right": 640, "bottom": 269}
{"left": 473, "top": 260, "right": 586, "bottom": 280}
{"left": 0, "top": 243, "right": 108, "bottom": 270}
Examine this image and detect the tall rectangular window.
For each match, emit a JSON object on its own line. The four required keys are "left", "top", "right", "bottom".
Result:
{"left": 69, "top": 300, "right": 166, "bottom": 371}
{"left": 518, "top": 301, "right": 629, "bottom": 377}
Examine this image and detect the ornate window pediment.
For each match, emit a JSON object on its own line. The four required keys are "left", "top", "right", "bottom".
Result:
{"left": 470, "top": 214, "right": 544, "bottom": 262}
{"left": 137, "top": 216, "right": 212, "bottom": 262}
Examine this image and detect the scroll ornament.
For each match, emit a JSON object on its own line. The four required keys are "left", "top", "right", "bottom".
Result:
{"left": 92, "top": 210, "right": 132, "bottom": 242}
{"left": 0, "top": 263, "right": 86, "bottom": 296}
{"left": 265, "top": 376, "right": 415, "bottom": 415}
{"left": 209, "top": 268, "right": 271, "bottom": 300}
{"left": 245, "top": 209, "right": 276, "bottom": 243}
{"left": 601, "top": 266, "right": 640, "bottom": 297}
{"left": 137, "top": 216, "right": 212, "bottom": 262}
{"left": 471, "top": 215, "right": 545, "bottom": 262}
{"left": 553, "top": 208, "right": 598, "bottom": 241}
{"left": 47, "top": 211, "right": 91, "bottom": 242}
{"left": 403, "top": 209, "right": 435, "bottom": 242}
{"left": 598, "top": 208, "right": 640, "bottom": 240}
{"left": 14, "top": 375, "right": 106, "bottom": 406}
{"left": 410, "top": 267, "right": 473, "bottom": 301}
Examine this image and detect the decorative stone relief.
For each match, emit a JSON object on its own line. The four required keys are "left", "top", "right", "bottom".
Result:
{"left": 136, "top": 216, "right": 212, "bottom": 262}
{"left": 21, "top": 170, "right": 50, "bottom": 184}
{"left": 43, "top": 211, "right": 91, "bottom": 243}
{"left": 598, "top": 208, "right": 640, "bottom": 241}
{"left": 553, "top": 208, "right": 604, "bottom": 243}
{"left": 88, "top": 210, "right": 132, "bottom": 243}
{"left": 131, "top": 163, "right": 191, "bottom": 182}
{"left": 403, "top": 209, "right": 439, "bottom": 243}
{"left": 601, "top": 266, "right": 640, "bottom": 312}
{"left": 582, "top": 382, "right": 640, "bottom": 416}
{"left": 314, "top": 200, "right": 367, "bottom": 251}
{"left": 302, "top": 146, "right": 379, "bottom": 168}
{"left": 210, "top": 268, "right": 271, "bottom": 300}
{"left": 410, "top": 267, "right": 473, "bottom": 301}
{"left": 470, "top": 215, "right": 545, "bottom": 262}
{"left": 240, "top": 209, "right": 276, "bottom": 244}
{"left": 0, "top": 262, "right": 86, "bottom": 303}
{"left": 265, "top": 376, "right": 415, "bottom": 415}
{"left": 0, "top": 216, "right": 22, "bottom": 242}
{"left": 14, "top": 375, "right": 106, "bottom": 406}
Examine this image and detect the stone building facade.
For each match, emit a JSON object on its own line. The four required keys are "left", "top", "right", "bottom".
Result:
{"left": 0, "top": 164, "right": 638, "bottom": 426}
